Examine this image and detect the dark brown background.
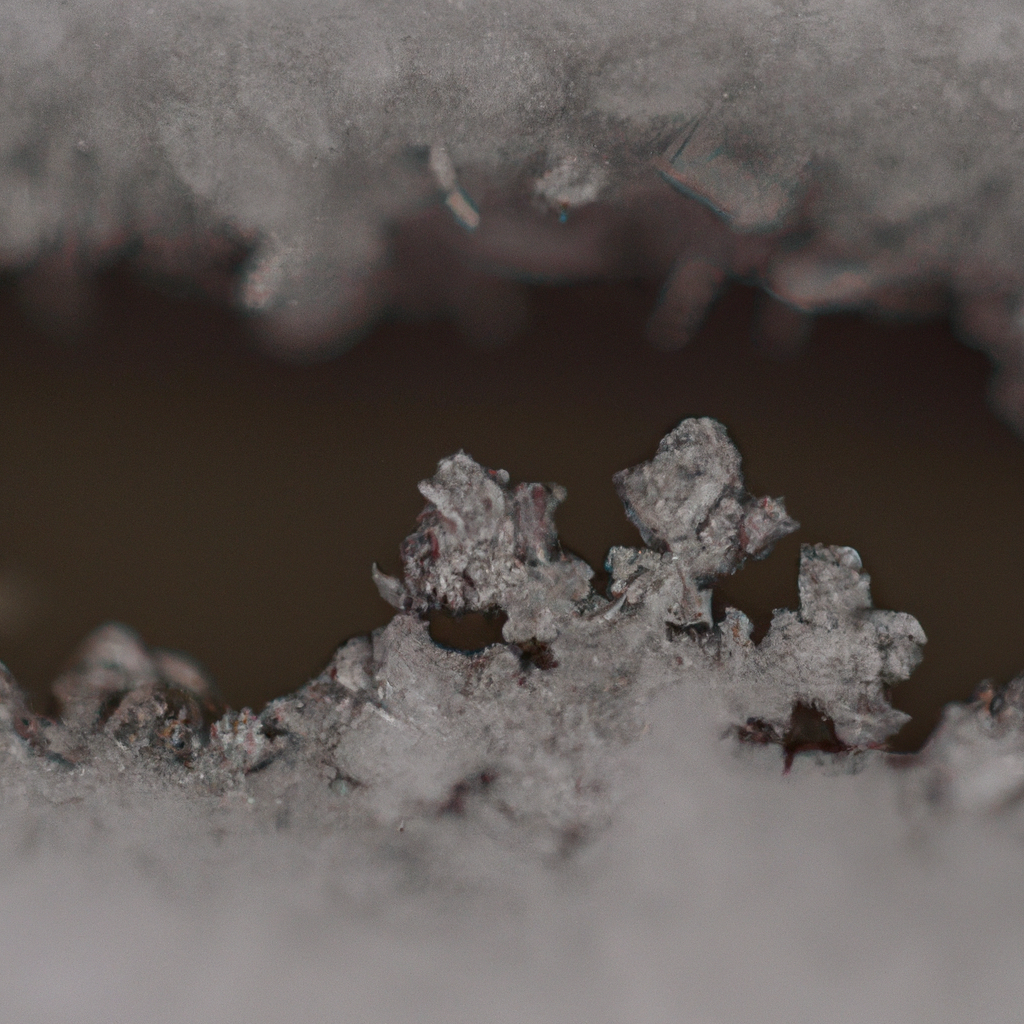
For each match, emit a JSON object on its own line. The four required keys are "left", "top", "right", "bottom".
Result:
{"left": 0, "top": 267, "right": 1021, "bottom": 751}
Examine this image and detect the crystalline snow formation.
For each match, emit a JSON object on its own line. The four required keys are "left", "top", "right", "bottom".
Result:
{"left": 17, "top": 415, "right": 912, "bottom": 838}
{"left": 5, "top": 1, "right": 1024, "bottom": 425}
{"left": 2, "top": 417, "right": 1023, "bottom": 1023}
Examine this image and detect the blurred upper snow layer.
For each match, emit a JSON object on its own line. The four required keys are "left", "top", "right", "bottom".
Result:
{"left": 3, "top": 1, "right": 1024, "bottom": 391}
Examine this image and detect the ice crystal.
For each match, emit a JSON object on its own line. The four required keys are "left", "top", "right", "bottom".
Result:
{"left": 0, "top": 418, "right": 927, "bottom": 841}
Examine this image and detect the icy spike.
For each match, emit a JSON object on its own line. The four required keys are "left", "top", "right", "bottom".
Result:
{"left": 372, "top": 451, "right": 592, "bottom": 642}
{"left": 613, "top": 418, "right": 798, "bottom": 578}
{"left": 611, "top": 417, "right": 798, "bottom": 627}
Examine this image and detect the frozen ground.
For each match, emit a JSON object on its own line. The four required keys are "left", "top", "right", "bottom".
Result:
{"left": 2, "top": 419, "right": 1023, "bottom": 1022}
{"left": 3, "top": 0, "right": 1024, "bottom": 424}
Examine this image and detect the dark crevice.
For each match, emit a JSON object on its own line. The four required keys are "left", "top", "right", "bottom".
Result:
{"left": 427, "top": 609, "right": 508, "bottom": 652}
{"left": 260, "top": 720, "right": 289, "bottom": 741}
{"left": 735, "top": 702, "right": 855, "bottom": 771}
{"left": 515, "top": 638, "right": 558, "bottom": 670}
{"left": 438, "top": 769, "right": 497, "bottom": 816}
{"left": 666, "top": 621, "right": 711, "bottom": 642}
{"left": 590, "top": 565, "right": 612, "bottom": 599}
{"left": 780, "top": 703, "right": 852, "bottom": 771}
{"left": 711, "top": 534, "right": 802, "bottom": 645}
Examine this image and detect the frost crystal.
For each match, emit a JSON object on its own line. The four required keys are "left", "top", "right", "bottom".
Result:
{"left": 373, "top": 452, "right": 593, "bottom": 643}
{"left": 0, "top": 417, "right": 933, "bottom": 848}
{"left": 612, "top": 417, "right": 799, "bottom": 627}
